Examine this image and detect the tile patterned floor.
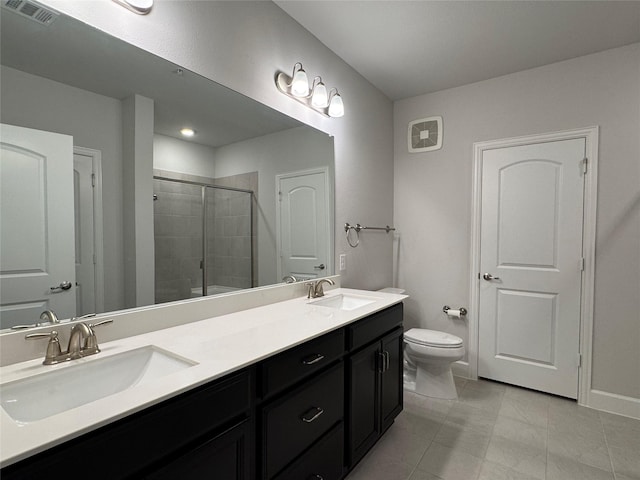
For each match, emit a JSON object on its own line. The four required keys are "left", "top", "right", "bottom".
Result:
{"left": 346, "top": 378, "right": 640, "bottom": 480}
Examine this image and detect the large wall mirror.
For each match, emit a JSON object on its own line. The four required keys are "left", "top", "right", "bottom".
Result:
{"left": 0, "top": 6, "right": 334, "bottom": 331}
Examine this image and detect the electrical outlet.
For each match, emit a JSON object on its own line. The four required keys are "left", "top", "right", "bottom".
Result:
{"left": 339, "top": 254, "right": 347, "bottom": 271}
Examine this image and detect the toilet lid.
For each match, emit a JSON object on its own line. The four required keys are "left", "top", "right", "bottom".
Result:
{"left": 404, "top": 328, "right": 463, "bottom": 348}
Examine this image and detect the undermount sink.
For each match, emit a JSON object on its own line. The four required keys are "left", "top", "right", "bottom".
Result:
{"left": 310, "top": 293, "right": 377, "bottom": 311}
{"left": 1, "top": 346, "right": 197, "bottom": 424}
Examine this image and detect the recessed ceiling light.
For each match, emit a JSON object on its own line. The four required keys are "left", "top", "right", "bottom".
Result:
{"left": 180, "top": 128, "right": 195, "bottom": 137}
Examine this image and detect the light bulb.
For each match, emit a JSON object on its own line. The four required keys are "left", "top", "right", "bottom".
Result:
{"left": 291, "top": 65, "right": 309, "bottom": 97}
{"left": 328, "top": 92, "right": 344, "bottom": 117}
{"left": 311, "top": 80, "right": 329, "bottom": 108}
{"left": 180, "top": 128, "right": 195, "bottom": 137}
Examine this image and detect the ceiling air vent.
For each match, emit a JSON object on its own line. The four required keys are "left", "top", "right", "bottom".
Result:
{"left": 408, "top": 116, "right": 443, "bottom": 153}
{"left": 2, "top": 0, "right": 59, "bottom": 26}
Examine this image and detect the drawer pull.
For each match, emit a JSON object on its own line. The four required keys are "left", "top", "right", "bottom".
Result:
{"left": 378, "top": 351, "right": 386, "bottom": 372}
{"left": 302, "top": 353, "right": 325, "bottom": 365}
{"left": 301, "top": 406, "right": 324, "bottom": 423}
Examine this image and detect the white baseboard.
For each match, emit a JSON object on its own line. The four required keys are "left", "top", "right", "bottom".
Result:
{"left": 452, "top": 360, "right": 470, "bottom": 379}
{"left": 586, "top": 389, "right": 640, "bottom": 420}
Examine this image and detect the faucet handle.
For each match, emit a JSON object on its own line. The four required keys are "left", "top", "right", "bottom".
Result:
{"left": 85, "top": 319, "right": 113, "bottom": 350}
{"left": 88, "top": 319, "right": 113, "bottom": 330}
{"left": 304, "top": 282, "right": 316, "bottom": 299}
{"left": 71, "top": 313, "right": 96, "bottom": 322}
{"left": 26, "top": 331, "right": 62, "bottom": 363}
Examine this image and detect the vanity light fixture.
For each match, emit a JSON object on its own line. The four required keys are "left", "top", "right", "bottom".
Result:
{"left": 276, "top": 63, "right": 344, "bottom": 118}
{"left": 180, "top": 128, "right": 196, "bottom": 137}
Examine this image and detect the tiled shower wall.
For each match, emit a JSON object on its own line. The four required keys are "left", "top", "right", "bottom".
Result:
{"left": 153, "top": 170, "right": 257, "bottom": 305}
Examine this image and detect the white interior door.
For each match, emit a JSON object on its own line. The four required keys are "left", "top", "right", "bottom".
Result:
{"left": 478, "top": 138, "right": 585, "bottom": 398}
{"left": 277, "top": 168, "right": 330, "bottom": 281}
{"left": 74, "top": 151, "right": 96, "bottom": 315}
{"left": 0, "top": 124, "right": 76, "bottom": 328}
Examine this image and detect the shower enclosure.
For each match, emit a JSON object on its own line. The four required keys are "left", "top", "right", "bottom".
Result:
{"left": 153, "top": 176, "right": 254, "bottom": 304}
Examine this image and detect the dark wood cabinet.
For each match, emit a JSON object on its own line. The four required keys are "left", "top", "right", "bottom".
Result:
{"left": 273, "top": 423, "right": 345, "bottom": 480}
{"left": 260, "top": 362, "right": 344, "bottom": 479}
{"left": 1, "top": 370, "right": 254, "bottom": 480}
{"left": 2, "top": 302, "right": 404, "bottom": 480}
{"left": 146, "top": 418, "right": 253, "bottom": 480}
{"left": 346, "top": 304, "right": 404, "bottom": 468}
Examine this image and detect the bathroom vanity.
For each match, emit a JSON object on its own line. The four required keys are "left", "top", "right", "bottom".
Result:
{"left": 0, "top": 289, "right": 405, "bottom": 480}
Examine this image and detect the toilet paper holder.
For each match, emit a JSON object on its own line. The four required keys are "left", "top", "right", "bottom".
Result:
{"left": 443, "top": 305, "right": 467, "bottom": 317}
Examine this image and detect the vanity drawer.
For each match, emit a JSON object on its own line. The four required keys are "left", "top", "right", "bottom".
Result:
{"left": 262, "top": 362, "right": 344, "bottom": 479}
{"left": 348, "top": 303, "right": 403, "bottom": 352}
{"left": 261, "top": 329, "right": 345, "bottom": 399}
{"left": 273, "top": 422, "right": 344, "bottom": 480}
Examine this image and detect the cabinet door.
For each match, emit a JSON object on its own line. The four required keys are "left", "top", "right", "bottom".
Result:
{"left": 347, "top": 341, "right": 380, "bottom": 466}
{"left": 380, "top": 327, "right": 404, "bottom": 432}
{"left": 146, "top": 418, "right": 253, "bottom": 480}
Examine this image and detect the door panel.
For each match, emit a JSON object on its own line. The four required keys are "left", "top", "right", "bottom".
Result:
{"left": 498, "top": 161, "right": 560, "bottom": 268}
{"left": 479, "top": 138, "right": 585, "bottom": 398}
{"left": 0, "top": 124, "right": 76, "bottom": 328}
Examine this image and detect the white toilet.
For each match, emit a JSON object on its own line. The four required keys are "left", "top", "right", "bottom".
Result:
{"left": 403, "top": 328, "right": 465, "bottom": 400}
{"left": 377, "top": 287, "right": 465, "bottom": 400}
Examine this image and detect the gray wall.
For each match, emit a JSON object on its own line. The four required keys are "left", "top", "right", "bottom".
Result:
{"left": 0, "top": 65, "right": 125, "bottom": 312}
{"left": 214, "top": 126, "right": 334, "bottom": 286}
{"left": 47, "top": 0, "right": 395, "bottom": 291}
{"left": 394, "top": 43, "right": 640, "bottom": 399}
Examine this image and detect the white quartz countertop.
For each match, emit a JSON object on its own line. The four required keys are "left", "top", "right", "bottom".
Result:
{"left": 0, "top": 288, "right": 407, "bottom": 467}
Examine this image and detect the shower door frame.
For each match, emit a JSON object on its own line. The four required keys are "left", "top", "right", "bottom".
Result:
{"left": 153, "top": 175, "right": 255, "bottom": 297}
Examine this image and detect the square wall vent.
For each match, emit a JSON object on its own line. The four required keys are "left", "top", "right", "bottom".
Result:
{"left": 408, "top": 116, "right": 443, "bottom": 153}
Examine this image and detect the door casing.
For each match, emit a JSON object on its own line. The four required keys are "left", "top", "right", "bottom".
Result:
{"left": 73, "top": 146, "right": 104, "bottom": 315}
{"left": 469, "top": 126, "right": 598, "bottom": 407}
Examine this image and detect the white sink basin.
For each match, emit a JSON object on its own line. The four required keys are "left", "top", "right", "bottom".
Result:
{"left": 1, "top": 346, "right": 197, "bottom": 424}
{"left": 310, "top": 293, "right": 377, "bottom": 311}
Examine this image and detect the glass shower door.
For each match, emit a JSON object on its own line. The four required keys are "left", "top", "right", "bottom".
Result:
{"left": 153, "top": 178, "right": 204, "bottom": 303}
{"left": 205, "top": 187, "right": 253, "bottom": 294}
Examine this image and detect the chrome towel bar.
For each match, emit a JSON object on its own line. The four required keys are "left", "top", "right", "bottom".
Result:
{"left": 344, "top": 222, "right": 396, "bottom": 247}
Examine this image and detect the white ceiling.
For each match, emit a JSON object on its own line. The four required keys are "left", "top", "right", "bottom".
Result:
{"left": 275, "top": 1, "right": 640, "bottom": 101}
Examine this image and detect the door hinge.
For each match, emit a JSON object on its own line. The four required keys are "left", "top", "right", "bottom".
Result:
{"left": 577, "top": 353, "right": 582, "bottom": 368}
{"left": 91, "top": 173, "right": 96, "bottom": 187}
{"left": 278, "top": 191, "right": 282, "bottom": 201}
{"left": 93, "top": 254, "right": 97, "bottom": 265}
{"left": 580, "top": 257, "right": 585, "bottom": 271}
{"left": 582, "top": 158, "right": 588, "bottom": 174}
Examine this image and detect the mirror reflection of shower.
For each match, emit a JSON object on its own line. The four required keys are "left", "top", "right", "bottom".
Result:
{"left": 153, "top": 175, "right": 254, "bottom": 304}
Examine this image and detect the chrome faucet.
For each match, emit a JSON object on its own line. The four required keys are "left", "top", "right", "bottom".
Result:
{"left": 282, "top": 275, "right": 298, "bottom": 284}
{"left": 67, "top": 322, "right": 94, "bottom": 359}
{"left": 40, "top": 310, "right": 59, "bottom": 325}
{"left": 10, "top": 309, "right": 61, "bottom": 330}
{"left": 26, "top": 319, "right": 113, "bottom": 365}
{"left": 306, "top": 278, "right": 335, "bottom": 298}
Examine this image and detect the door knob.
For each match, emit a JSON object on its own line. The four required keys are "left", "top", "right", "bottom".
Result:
{"left": 482, "top": 273, "right": 501, "bottom": 281}
{"left": 50, "top": 281, "right": 72, "bottom": 292}
{"left": 314, "top": 264, "right": 325, "bottom": 270}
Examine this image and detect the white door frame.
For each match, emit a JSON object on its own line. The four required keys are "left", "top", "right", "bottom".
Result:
{"left": 275, "top": 166, "right": 333, "bottom": 281}
{"left": 73, "top": 146, "right": 105, "bottom": 314}
{"left": 469, "top": 126, "right": 598, "bottom": 406}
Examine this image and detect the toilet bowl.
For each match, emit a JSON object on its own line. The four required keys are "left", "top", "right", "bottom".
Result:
{"left": 403, "top": 328, "right": 464, "bottom": 400}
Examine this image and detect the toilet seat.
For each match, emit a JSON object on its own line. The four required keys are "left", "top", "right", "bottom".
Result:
{"left": 404, "top": 328, "right": 463, "bottom": 348}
